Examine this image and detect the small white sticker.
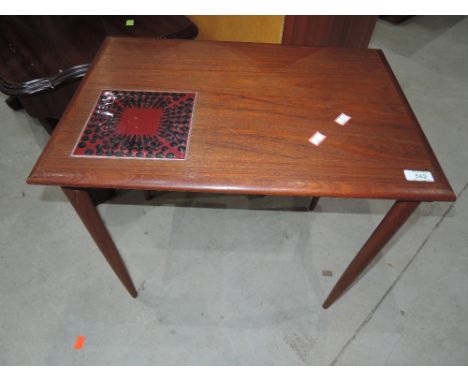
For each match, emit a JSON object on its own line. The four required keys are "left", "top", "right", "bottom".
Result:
{"left": 404, "top": 170, "right": 434, "bottom": 182}
{"left": 309, "top": 131, "right": 327, "bottom": 146}
{"left": 334, "top": 113, "right": 351, "bottom": 126}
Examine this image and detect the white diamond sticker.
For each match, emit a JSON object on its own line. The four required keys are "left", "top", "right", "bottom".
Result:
{"left": 309, "top": 131, "right": 327, "bottom": 146}
{"left": 404, "top": 170, "right": 434, "bottom": 182}
{"left": 334, "top": 113, "right": 351, "bottom": 126}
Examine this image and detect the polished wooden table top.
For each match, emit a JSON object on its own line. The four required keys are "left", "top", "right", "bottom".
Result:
{"left": 28, "top": 38, "right": 454, "bottom": 201}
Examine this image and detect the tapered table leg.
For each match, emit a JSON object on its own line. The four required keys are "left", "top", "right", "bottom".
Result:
{"left": 322, "top": 200, "right": 420, "bottom": 309}
{"left": 309, "top": 197, "right": 320, "bottom": 211}
{"left": 62, "top": 187, "right": 138, "bottom": 298}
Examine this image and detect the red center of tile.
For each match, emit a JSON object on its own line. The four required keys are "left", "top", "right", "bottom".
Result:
{"left": 117, "top": 107, "right": 163, "bottom": 136}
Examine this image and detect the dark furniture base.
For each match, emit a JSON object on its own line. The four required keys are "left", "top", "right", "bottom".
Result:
{"left": 0, "top": 16, "right": 198, "bottom": 134}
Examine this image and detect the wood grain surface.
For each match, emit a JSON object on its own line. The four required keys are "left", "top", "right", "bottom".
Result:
{"left": 28, "top": 38, "right": 455, "bottom": 202}
{"left": 282, "top": 16, "right": 378, "bottom": 48}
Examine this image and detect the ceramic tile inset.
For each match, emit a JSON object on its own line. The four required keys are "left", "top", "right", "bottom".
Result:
{"left": 72, "top": 90, "right": 196, "bottom": 160}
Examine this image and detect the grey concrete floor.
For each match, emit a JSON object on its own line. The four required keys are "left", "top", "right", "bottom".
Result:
{"left": 1, "top": 16, "right": 467, "bottom": 365}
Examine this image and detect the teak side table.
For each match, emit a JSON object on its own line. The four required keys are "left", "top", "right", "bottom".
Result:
{"left": 27, "top": 38, "right": 455, "bottom": 308}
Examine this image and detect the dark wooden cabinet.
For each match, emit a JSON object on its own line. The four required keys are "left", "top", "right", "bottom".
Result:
{"left": 282, "top": 16, "right": 378, "bottom": 48}
{"left": 0, "top": 16, "right": 198, "bottom": 133}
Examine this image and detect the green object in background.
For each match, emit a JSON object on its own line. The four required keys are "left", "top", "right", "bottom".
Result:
{"left": 125, "top": 19, "right": 135, "bottom": 27}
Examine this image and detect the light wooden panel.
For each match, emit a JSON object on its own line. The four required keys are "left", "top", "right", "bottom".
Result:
{"left": 189, "top": 16, "right": 284, "bottom": 43}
